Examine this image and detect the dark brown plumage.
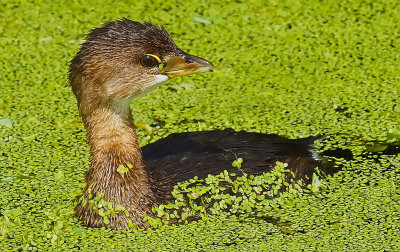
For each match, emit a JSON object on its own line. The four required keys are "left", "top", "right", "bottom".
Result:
{"left": 144, "top": 130, "right": 339, "bottom": 200}
{"left": 69, "top": 19, "right": 339, "bottom": 230}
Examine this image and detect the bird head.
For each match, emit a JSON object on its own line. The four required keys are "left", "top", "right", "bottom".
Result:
{"left": 69, "top": 19, "right": 214, "bottom": 106}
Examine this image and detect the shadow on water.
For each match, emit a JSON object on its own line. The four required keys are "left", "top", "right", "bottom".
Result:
{"left": 244, "top": 142, "right": 400, "bottom": 236}
{"left": 357, "top": 142, "right": 400, "bottom": 167}
{"left": 366, "top": 144, "right": 400, "bottom": 156}
{"left": 321, "top": 142, "right": 400, "bottom": 163}
{"left": 321, "top": 148, "right": 354, "bottom": 160}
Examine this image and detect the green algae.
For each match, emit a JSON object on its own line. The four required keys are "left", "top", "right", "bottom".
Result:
{"left": 0, "top": 0, "right": 400, "bottom": 250}
{"left": 145, "top": 162, "right": 303, "bottom": 228}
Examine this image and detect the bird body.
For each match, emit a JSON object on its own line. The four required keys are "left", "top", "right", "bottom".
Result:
{"left": 144, "top": 130, "right": 331, "bottom": 200}
{"left": 69, "top": 19, "right": 335, "bottom": 230}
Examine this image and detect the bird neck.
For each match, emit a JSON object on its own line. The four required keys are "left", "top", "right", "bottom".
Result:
{"left": 83, "top": 100, "right": 142, "bottom": 168}
{"left": 76, "top": 98, "right": 156, "bottom": 229}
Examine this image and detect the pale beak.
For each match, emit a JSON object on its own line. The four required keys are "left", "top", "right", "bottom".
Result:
{"left": 160, "top": 54, "right": 214, "bottom": 78}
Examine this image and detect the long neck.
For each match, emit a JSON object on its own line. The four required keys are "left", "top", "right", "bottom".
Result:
{"left": 84, "top": 101, "right": 143, "bottom": 173}
{"left": 76, "top": 98, "right": 157, "bottom": 229}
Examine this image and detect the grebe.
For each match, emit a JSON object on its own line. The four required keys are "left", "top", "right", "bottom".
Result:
{"left": 69, "top": 19, "right": 337, "bottom": 230}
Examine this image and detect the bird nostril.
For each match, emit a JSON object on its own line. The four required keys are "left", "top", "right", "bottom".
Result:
{"left": 185, "top": 57, "right": 195, "bottom": 64}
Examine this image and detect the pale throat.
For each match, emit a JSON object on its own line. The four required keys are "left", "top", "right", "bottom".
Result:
{"left": 130, "top": 74, "right": 169, "bottom": 99}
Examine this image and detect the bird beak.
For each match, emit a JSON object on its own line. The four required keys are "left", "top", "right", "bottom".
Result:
{"left": 160, "top": 54, "right": 214, "bottom": 78}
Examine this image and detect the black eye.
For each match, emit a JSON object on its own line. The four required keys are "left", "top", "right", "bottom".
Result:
{"left": 140, "top": 55, "right": 160, "bottom": 68}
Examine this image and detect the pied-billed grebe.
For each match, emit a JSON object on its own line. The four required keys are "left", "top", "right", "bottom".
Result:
{"left": 69, "top": 19, "right": 337, "bottom": 230}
